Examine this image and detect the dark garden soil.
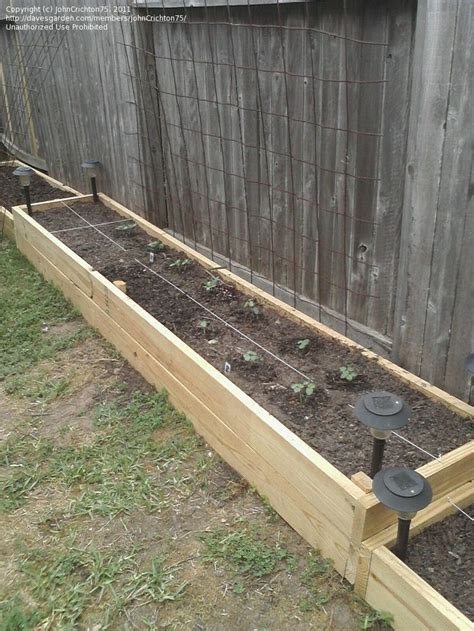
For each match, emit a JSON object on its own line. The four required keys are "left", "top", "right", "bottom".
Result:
{"left": 34, "top": 202, "right": 473, "bottom": 479}
{"left": 0, "top": 165, "right": 69, "bottom": 209}
{"left": 404, "top": 505, "right": 473, "bottom": 619}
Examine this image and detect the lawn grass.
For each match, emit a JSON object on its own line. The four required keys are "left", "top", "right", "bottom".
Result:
{"left": 0, "top": 239, "right": 92, "bottom": 382}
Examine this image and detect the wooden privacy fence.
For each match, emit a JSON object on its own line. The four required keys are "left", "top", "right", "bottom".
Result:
{"left": 0, "top": 0, "right": 472, "bottom": 400}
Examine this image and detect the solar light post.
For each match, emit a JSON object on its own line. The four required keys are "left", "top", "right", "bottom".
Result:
{"left": 373, "top": 467, "right": 432, "bottom": 561}
{"left": 81, "top": 159, "right": 101, "bottom": 202}
{"left": 13, "top": 166, "right": 34, "bottom": 215}
{"left": 354, "top": 391, "right": 411, "bottom": 478}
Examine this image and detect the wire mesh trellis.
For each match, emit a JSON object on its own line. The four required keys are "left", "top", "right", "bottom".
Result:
{"left": 117, "top": 0, "right": 389, "bottom": 336}
{"left": 1, "top": 0, "right": 392, "bottom": 339}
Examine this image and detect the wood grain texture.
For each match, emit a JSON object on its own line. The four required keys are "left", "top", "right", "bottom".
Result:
{"left": 365, "top": 547, "right": 473, "bottom": 630}
{"left": 0, "top": 207, "right": 14, "bottom": 241}
{"left": 354, "top": 480, "right": 474, "bottom": 597}
{"left": 14, "top": 207, "right": 367, "bottom": 578}
{"left": 360, "top": 441, "right": 474, "bottom": 540}
{"left": 392, "top": 0, "right": 474, "bottom": 399}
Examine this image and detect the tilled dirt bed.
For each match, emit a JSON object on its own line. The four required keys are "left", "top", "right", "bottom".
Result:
{"left": 0, "top": 165, "right": 68, "bottom": 209}
{"left": 404, "top": 505, "right": 473, "bottom": 619}
{"left": 34, "top": 202, "right": 473, "bottom": 478}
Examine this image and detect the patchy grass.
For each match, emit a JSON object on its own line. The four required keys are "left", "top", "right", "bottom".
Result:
{"left": 200, "top": 524, "right": 296, "bottom": 584}
{"left": 0, "top": 240, "right": 380, "bottom": 629}
{"left": 0, "top": 240, "right": 94, "bottom": 381}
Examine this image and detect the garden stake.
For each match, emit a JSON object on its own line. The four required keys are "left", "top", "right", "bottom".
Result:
{"left": 13, "top": 166, "right": 34, "bottom": 215}
{"left": 81, "top": 159, "right": 101, "bottom": 201}
{"left": 354, "top": 391, "right": 411, "bottom": 478}
{"left": 373, "top": 467, "right": 432, "bottom": 561}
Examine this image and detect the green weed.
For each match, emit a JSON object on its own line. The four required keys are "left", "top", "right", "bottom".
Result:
{"left": 359, "top": 610, "right": 394, "bottom": 630}
{"left": 5, "top": 374, "right": 71, "bottom": 403}
{"left": 200, "top": 525, "right": 294, "bottom": 580}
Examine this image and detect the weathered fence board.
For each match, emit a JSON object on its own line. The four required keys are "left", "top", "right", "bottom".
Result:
{"left": 1, "top": 0, "right": 472, "bottom": 400}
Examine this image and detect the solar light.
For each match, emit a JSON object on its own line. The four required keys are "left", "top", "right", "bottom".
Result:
{"left": 13, "top": 166, "right": 34, "bottom": 215}
{"left": 81, "top": 159, "right": 101, "bottom": 202}
{"left": 354, "top": 391, "right": 411, "bottom": 478}
{"left": 373, "top": 467, "right": 432, "bottom": 561}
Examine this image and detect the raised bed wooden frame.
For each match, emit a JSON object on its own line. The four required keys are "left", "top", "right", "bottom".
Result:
{"left": 0, "top": 158, "right": 81, "bottom": 240}
{"left": 11, "top": 194, "right": 473, "bottom": 630}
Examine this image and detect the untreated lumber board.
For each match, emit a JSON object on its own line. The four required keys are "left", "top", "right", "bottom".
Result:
{"left": 367, "top": 481, "right": 472, "bottom": 552}
{"left": 113, "top": 280, "right": 127, "bottom": 294}
{"left": 88, "top": 270, "right": 366, "bottom": 573}
{"left": 365, "top": 546, "right": 473, "bottom": 631}
{"left": 355, "top": 482, "right": 473, "bottom": 600}
{"left": 13, "top": 196, "right": 93, "bottom": 214}
{"left": 0, "top": 159, "right": 82, "bottom": 196}
{"left": 14, "top": 230, "right": 362, "bottom": 577}
{"left": 0, "top": 207, "right": 14, "bottom": 241}
{"left": 99, "top": 194, "right": 474, "bottom": 419}
{"left": 360, "top": 441, "right": 474, "bottom": 540}
{"left": 13, "top": 207, "right": 94, "bottom": 297}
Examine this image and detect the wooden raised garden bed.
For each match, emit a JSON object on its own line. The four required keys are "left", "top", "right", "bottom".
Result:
{"left": 0, "top": 158, "right": 80, "bottom": 240}
{"left": 357, "top": 494, "right": 473, "bottom": 630}
{"left": 11, "top": 194, "right": 473, "bottom": 630}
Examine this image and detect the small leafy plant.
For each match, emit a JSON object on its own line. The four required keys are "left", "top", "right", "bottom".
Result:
{"left": 339, "top": 365, "right": 359, "bottom": 382}
{"left": 243, "top": 351, "right": 259, "bottom": 363}
{"left": 198, "top": 319, "right": 209, "bottom": 334}
{"left": 243, "top": 299, "right": 261, "bottom": 318}
{"left": 115, "top": 221, "right": 136, "bottom": 234}
{"left": 169, "top": 258, "right": 191, "bottom": 271}
{"left": 296, "top": 338, "right": 310, "bottom": 352}
{"left": 291, "top": 381, "right": 316, "bottom": 397}
{"left": 359, "top": 610, "right": 394, "bottom": 630}
{"left": 203, "top": 278, "right": 220, "bottom": 292}
{"left": 147, "top": 240, "right": 165, "bottom": 253}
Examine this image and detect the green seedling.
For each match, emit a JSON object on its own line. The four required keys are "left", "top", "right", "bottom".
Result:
{"left": 339, "top": 366, "right": 359, "bottom": 382}
{"left": 198, "top": 319, "right": 209, "bottom": 334}
{"left": 203, "top": 278, "right": 220, "bottom": 292}
{"left": 115, "top": 221, "right": 136, "bottom": 235}
{"left": 243, "top": 299, "right": 261, "bottom": 317}
{"left": 147, "top": 240, "right": 165, "bottom": 253}
{"left": 243, "top": 351, "right": 259, "bottom": 363}
{"left": 296, "top": 339, "right": 310, "bottom": 352}
{"left": 291, "top": 381, "right": 316, "bottom": 397}
{"left": 169, "top": 258, "right": 191, "bottom": 270}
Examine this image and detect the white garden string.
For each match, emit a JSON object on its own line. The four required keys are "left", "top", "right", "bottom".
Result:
{"left": 60, "top": 201, "right": 313, "bottom": 383}
{"left": 446, "top": 498, "right": 474, "bottom": 522}
{"left": 58, "top": 200, "right": 471, "bottom": 519}
{"left": 51, "top": 218, "right": 131, "bottom": 234}
{"left": 391, "top": 431, "right": 443, "bottom": 463}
